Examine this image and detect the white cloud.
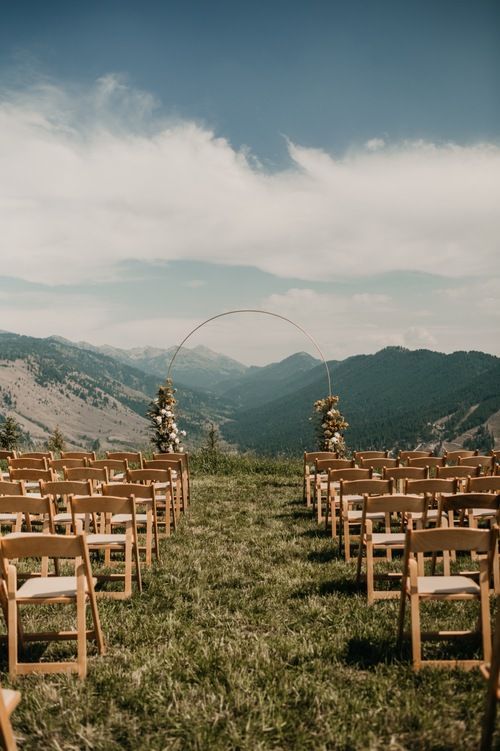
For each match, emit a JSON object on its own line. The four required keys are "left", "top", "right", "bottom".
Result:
{"left": 365, "top": 137, "right": 385, "bottom": 151}
{"left": 1, "top": 75, "right": 499, "bottom": 287}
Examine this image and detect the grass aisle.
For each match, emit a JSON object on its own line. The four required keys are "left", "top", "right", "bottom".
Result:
{"left": 10, "top": 468, "right": 491, "bottom": 750}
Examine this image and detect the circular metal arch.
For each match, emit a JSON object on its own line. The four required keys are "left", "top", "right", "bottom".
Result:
{"left": 167, "top": 309, "right": 332, "bottom": 396}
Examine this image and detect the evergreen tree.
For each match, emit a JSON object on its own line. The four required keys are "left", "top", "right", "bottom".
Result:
{"left": 463, "top": 425, "right": 494, "bottom": 454}
{"left": 0, "top": 416, "right": 23, "bottom": 451}
{"left": 147, "top": 378, "right": 187, "bottom": 453}
{"left": 47, "top": 425, "right": 66, "bottom": 455}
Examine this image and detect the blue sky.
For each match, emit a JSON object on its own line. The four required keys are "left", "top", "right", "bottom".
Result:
{"left": 0, "top": 1, "right": 499, "bottom": 363}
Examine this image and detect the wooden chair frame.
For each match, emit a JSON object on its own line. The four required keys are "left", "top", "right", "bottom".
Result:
{"left": 153, "top": 452, "right": 190, "bottom": 507}
{"left": 480, "top": 600, "right": 500, "bottom": 751}
{"left": 103, "top": 482, "right": 160, "bottom": 565}
{"left": 0, "top": 533, "right": 105, "bottom": 679}
{"left": 356, "top": 494, "right": 428, "bottom": 604}
{"left": 340, "top": 478, "right": 393, "bottom": 561}
{"left": 303, "top": 452, "right": 338, "bottom": 507}
{"left": 314, "top": 458, "right": 355, "bottom": 524}
{"left": 143, "top": 460, "right": 185, "bottom": 517}
{"left": 69, "top": 495, "right": 142, "bottom": 599}
{"left": 127, "top": 469, "right": 176, "bottom": 536}
{"left": 0, "top": 682, "right": 20, "bottom": 751}
{"left": 397, "top": 526, "right": 496, "bottom": 670}
{"left": 325, "top": 468, "right": 371, "bottom": 538}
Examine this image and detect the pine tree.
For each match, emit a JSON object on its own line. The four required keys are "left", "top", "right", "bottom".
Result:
{"left": 47, "top": 425, "right": 66, "bottom": 455}
{"left": 0, "top": 416, "right": 23, "bottom": 451}
{"left": 313, "top": 395, "right": 349, "bottom": 457}
{"left": 147, "top": 379, "right": 187, "bottom": 453}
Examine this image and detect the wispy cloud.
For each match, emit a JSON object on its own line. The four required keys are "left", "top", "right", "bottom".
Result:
{"left": 1, "top": 75, "right": 499, "bottom": 288}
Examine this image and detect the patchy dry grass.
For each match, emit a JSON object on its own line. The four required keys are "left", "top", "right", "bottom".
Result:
{"left": 2, "top": 463, "right": 496, "bottom": 750}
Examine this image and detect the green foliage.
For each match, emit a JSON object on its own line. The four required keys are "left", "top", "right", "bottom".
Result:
{"left": 46, "top": 425, "right": 66, "bottom": 455}
{"left": 0, "top": 415, "right": 22, "bottom": 450}
{"left": 463, "top": 425, "right": 495, "bottom": 453}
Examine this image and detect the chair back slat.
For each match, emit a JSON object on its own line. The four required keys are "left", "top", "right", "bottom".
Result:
{"left": 103, "top": 483, "right": 154, "bottom": 500}
{"left": 329, "top": 468, "right": 371, "bottom": 482}
{"left": 468, "top": 476, "right": 500, "bottom": 493}
{"left": 406, "top": 526, "right": 494, "bottom": 554}
{"left": 365, "top": 493, "right": 427, "bottom": 514}
{"left": 316, "top": 458, "right": 354, "bottom": 472}
{"left": 340, "top": 479, "right": 392, "bottom": 495}
{"left": 405, "top": 478, "right": 457, "bottom": 495}
{"left": 0, "top": 480, "right": 25, "bottom": 496}
{"left": 408, "top": 456, "right": 445, "bottom": 468}
{"left": 436, "top": 465, "right": 481, "bottom": 480}
{"left": 0, "top": 532, "right": 85, "bottom": 559}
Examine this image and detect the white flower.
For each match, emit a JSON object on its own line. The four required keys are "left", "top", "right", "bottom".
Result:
{"left": 165, "top": 410, "right": 173, "bottom": 417}
{"left": 155, "top": 416, "right": 162, "bottom": 424}
{"left": 160, "top": 409, "right": 167, "bottom": 415}
{"left": 172, "top": 422, "right": 177, "bottom": 429}
{"left": 332, "top": 436, "right": 338, "bottom": 444}
{"left": 180, "top": 430, "right": 187, "bottom": 436}
{"left": 174, "top": 437, "right": 180, "bottom": 444}
{"left": 169, "top": 432, "right": 177, "bottom": 440}
{"left": 178, "top": 446, "right": 184, "bottom": 452}
{"left": 334, "top": 432, "right": 340, "bottom": 438}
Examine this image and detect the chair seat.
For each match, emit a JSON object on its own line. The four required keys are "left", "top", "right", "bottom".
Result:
{"left": 0, "top": 514, "right": 18, "bottom": 522}
{"left": 54, "top": 512, "right": 87, "bottom": 523}
{"left": 17, "top": 576, "right": 96, "bottom": 599}
{"left": 86, "top": 533, "right": 127, "bottom": 546}
{"left": 472, "top": 508, "right": 497, "bottom": 518}
{"left": 348, "top": 510, "right": 385, "bottom": 522}
{"left": 410, "top": 575, "right": 480, "bottom": 595}
{"left": 111, "top": 513, "right": 148, "bottom": 524}
{"left": 371, "top": 532, "right": 406, "bottom": 547}
{"left": 1, "top": 688, "right": 21, "bottom": 715}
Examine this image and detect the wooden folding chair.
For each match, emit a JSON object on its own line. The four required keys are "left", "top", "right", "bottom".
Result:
{"left": 405, "top": 478, "right": 458, "bottom": 526}
{"left": 0, "top": 682, "right": 20, "bottom": 751}
{"left": 89, "top": 459, "right": 128, "bottom": 483}
{"left": 107, "top": 451, "right": 144, "bottom": 469}
{"left": 397, "top": 527, "right": 497, "bottom": 670}
{"left": 340, "top": 479, "right": 393, "bottom": 561}
{"left": 356, "top": 494, "right": 428, "bottom": 604}
{"left": 61, "top": 451, "right": 96, "bottom": 461}
{"left": 8, "top": 458, "right": 47, "bottom": 471}
{"left": 436, "top": 464, "right": 481, "bottom": 489}
{"left": 0, "top": 495, "right": 59, "bottom": 577}
{"left": 40, "top": 480, "right": 94, "bottom": 531}
{"left": 0, "top": 533, "right": 105, "bottom": 678}
{"left": 398, "top": 450, "right": 433, "bottom": 464}
{"left": 383, "top": 466, "right": 428, "bottom": 493}
{"left": 303, "top": 451, "right": 338, "bottom": 507}
{"left": 315, "top": 458, "right": 355, "bottom": 524}
{"left": 458, "top": 455, "right": 495, "bottom": 475}
{"left": 325, "top": 467, "right": 371, "bottom": 538}
{"left": 127, "top": 468, "right": 176, "bottom": 536}
{"left": 354, "top": 451, "right": 388, "bottom": 462}
{"left": 153, "top": 452, "right": 190, "bottom": 507}
{"left": 64, "top": 466, "right": 109, "bottom": 492}
{"left": 103, "top": 483, "right": 160, "bottom": 565}
{"left": 143, "top": 459, "right": 185, "bottom": 516}
{"left": 408, "top": 456, "right": 445, "bottom": 471}
{"left": 8, "top": 468, "right": 55, "bottom": 494}
{"left": 69, "top": 495, "right": 142, "bottom": 599}
{"left": 469, "top": 476, "right": 500, "bottom": 494}
{"left": 49, "top": 458, "right": 87, "bottom": 479}
{"left": 444, "top": 449, "right": 478, "bottom": 465}
{"left": 17, "top": 452, "right": 53, "bottom": 461}
{"left": 480, "top": 600, "right": 500, "bottom": 751}
{"left": 0, "top": 482, "right": 26, "bottom": 535}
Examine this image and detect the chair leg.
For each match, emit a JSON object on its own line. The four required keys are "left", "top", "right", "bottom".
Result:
{"left": 133, "top": 540, "right": 143, "bottom": 594}
{"left": 124, "top": 539, "right": 132, "bottom": 598}
{"left": 397, "top": 591, "right": 407, "bottom": 648}
{"left": 410, "top": 593, "right": 422, "bottom": 670}
{"left": 76, "top": 565, "right": 87, "bottom": 680}
{"left": 7, "top": 575, "right": 18, "bottom": 680}
{"left": 145, "top": 511, "right": 152, "bottom": 566}
{"left": 366, "top": 542, "right": 375, "bottom": 604}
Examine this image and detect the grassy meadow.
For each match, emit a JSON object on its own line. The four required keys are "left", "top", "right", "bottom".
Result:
{"left": 3, "top": 457, "right": 497, "bottom": 750}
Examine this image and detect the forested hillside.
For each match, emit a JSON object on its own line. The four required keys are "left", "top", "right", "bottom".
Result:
{"left": 221, "top": 347, "right": 500, "bottom": 454}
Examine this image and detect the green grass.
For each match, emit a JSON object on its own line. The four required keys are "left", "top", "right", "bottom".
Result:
{"left": 3, "top": 461, "right": 497, "bottom": 750}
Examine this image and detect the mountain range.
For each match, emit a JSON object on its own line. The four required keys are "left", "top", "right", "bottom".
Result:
{"left": 0, "top": 331, "right": 498, "bottom": 454}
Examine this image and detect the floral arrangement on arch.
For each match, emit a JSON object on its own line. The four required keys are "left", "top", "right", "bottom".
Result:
{"left": 147, "top": 378, "right": 187, "bottom": 453}
{"left": 313, "top": 394, "right": 348, "bottom": 457}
